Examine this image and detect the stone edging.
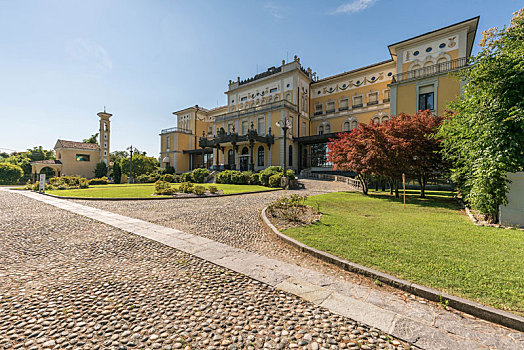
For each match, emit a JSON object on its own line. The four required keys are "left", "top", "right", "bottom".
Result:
{"left": 38, "top": 188, "right": 282, "bottom": 201}
{"left": 260, "top": 206, "right": 524, "bottom": 332}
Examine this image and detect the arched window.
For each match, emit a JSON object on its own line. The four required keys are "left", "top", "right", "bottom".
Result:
{"left": 288, "top": 145, "right": 293, "bottom": 167}
{"left": 437, "top": 57, "right": 448, "bottom": 64}
{"left": 228, "top": 149, "right": 234, "bottom": 165}
{"left": 257, "top": 146, "right": 265, "bottom": 167}
{"left": 343, "top": 121, "right": 350, "bottom": 132}
{"left": 423, "top": 61, "right": 434, "bottom": 67}
{"left": 382, "top": 116, "right": 389, "bottom": 123}
{"left": 351, "top": 120, "right": 358, "bottom": 129}
{"left": 318, "top": 125, "right": 324, "bottom": 135}
{"left": 373, "top": 117, "right": 380, "bottom": 124}
{"left": 325, "top": 123, "right": 331, "bottom": 133}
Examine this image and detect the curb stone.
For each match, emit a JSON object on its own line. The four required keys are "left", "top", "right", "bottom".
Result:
{"left": 261, "top": 206, "right": 524, "bottom": 332}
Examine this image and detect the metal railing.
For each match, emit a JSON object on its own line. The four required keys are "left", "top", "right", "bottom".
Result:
{"left": 392, "top": 57, "right": 467, "bottom": 83}
{"left": 160, "top": 126, "right": 193, "bottom": 134}
{"left": 302, "top": 170, "right": 363, "bottom": 193}
{"left": 215, "top": 100, "right": 297, "bottom": 122}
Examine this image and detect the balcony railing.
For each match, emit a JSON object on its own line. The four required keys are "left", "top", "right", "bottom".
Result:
{"left": 215, "top": 100, "right": 297, "bottom": 122}
{"left": 160, "top": 126, "right": 193, "bottom": 134}
{"left": 392, "top": 57, "right": 467, "bottom": 83}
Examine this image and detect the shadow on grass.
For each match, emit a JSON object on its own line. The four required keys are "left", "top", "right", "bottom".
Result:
{"left": 367, "top": 190, "right": 460, "bottom": 211}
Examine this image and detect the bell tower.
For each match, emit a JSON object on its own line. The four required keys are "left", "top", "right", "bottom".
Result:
{"left": 97, "top": 109, "right": 112, "bottom": 165}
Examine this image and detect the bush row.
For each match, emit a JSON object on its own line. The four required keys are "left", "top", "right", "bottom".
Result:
{"left": 137, "top": 168, "right": 210, "bottom": 184}
{"left": 154, "top": 180, "right": 218, "bottom": 196}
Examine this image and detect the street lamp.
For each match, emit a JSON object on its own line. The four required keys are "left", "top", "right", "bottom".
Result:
{"left": 276, "top": 118, "right": 292, "bottom": 187}
{"left": 127, "top": 145, "right": 137, "bottom": 183}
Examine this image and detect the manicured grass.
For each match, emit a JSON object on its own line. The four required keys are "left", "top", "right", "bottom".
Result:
{"left": 46, "top": 183, "right": 274, "bottom": 198}
{"left": 283, "top": 190, "right": 524, "bottom": 315}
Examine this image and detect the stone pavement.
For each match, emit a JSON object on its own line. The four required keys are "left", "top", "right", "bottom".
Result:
{"left": 9, "top": 189, "right": 524, "bottom": 350}
{"left": 1, "top": 189, "right": 409, "bottom": 350}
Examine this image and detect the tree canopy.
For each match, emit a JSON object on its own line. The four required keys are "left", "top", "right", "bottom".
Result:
{"left": 83, "top": 133, "right": 99, "bottom": 144}
{"left": 439, "top": 8, "right": 524, "bottom": 221}
{"left": 120, "top": 154, "right": 159, "bottom": 178}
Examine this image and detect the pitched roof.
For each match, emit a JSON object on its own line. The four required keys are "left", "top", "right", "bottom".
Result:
{"left": 56, "top": 139, "right": 100, "bottom": 150}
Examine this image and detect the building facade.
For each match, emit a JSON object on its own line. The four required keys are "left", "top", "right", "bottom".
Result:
{"left": 160, "top": 17, "right": 479, "bottom": 174}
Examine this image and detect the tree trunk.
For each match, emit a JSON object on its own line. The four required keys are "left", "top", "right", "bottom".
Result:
{"left": 375, "top": 180, "right": 379, "bottom": 191}
{"left": 394, "top": 180, "right": 399, "bottom": 198}
{"left": 381, "top": 180, "right": 386, "bottom": 192}
{"left": 358, "top": 174, "right": 369, "bottom": 195}
{"left": 389, "top": 178, "right": 394, "bottom": 195}
{"left": 418, "top": 175, "right": 426, "bottom": 198}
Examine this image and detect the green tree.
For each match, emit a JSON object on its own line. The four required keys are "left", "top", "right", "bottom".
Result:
{"left": 94, "top": 161, "right": 108, "bottom": 178}
{"left": 3, "top": 146, "right": 55, "bottom": 181}
{"left": 0, "top": 163, "right": 24, "bottom": 185}
{"left": 439, "top": 9, "right": 524, "bottom": 222}
{"left": 120, "top": 154, "right": 158, "bottom": 178}
{"left": 83, "top": 133, "right": 99, "bottom": 144}
{"left": 112, "top": 162, "right": 122, "bottom": 184}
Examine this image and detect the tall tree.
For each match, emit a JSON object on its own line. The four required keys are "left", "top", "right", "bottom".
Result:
{"left": 120, "top": 154, "right": 159, "bottom": 178}
{"left": 83, "top": 133, "right": 99, "bottom": 144}
{"left": 439, "top": 8, "right": 524, "bottom": 221}
{"left": 112, "top": 162, "right": 122, "bottom": 184}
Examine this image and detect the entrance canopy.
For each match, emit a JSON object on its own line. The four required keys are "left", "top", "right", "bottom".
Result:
{"left": 31, "top": 159, "right": 63, "bottom": 177}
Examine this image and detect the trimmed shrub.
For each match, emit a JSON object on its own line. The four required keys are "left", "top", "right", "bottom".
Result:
{"left": 192, "top": 168, "right": 210, "bottom": 183}
{"left": 0, "top": 163, "right": 23, "bottom": 185}
{"left": 208, "top": 185, "right": 218, "bottom": 194}
{"left": 179, "top": 181, "right": 194, "bottom": 193}
{"left": 180, "top": 172, "right": 193, "bottom": 183}
{"left": 160, "top": 174, "right": 175, "bottom": 183}
{"left": 251, "top": 173, "right": 260, "bottom": 185}
{"left": 163, "top": 165, "right": 175, "bottom": 174}
{"left": 121, "top": 174, "right": 128, "bottom": 184}
{"left": 48, "top": 176, "right": 89, "bottom": 189}
{"left": 269, "top": 173, "right": 283, "bottom": 188}
{"left": 193, "top": 185, "right": 206, "bottom": 196}
{"left": 159, "top": 187, "right": 177, "bottom": 195}
{"left": 154, "top": 180, "right": 171, "bottom": 194}
{"left": 286, "top": 169, "right": 296, "bottom": 180}
{"left": 112, "top": 162, "right": 122, "bottom": 184}
{"left": 88, "top": 176, "right": 109, "bottom": 185}
{"left": 259, "top": 166, "right": 282, "bottom": 187}
{"left": 94, "top": 162, "right": 108, "bottom": 178}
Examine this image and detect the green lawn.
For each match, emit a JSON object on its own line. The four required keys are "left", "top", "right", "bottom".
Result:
{"left": 46, "top": 183, "right": 273, "bottom": 198}
{"left": 283, "top": 190, "right": 524, "bottom": 315}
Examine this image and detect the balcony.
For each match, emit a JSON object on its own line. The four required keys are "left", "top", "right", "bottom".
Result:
{"left": 160, "top": 126, "right": 192, "bottom": 134}
{"left": 367, "top": 101, "right": 378, "bottom": 106}
{"left": 392, "top": 57, "right": 467, "bottom": 83}
{"left": 215, "top": 100, "right": 298, "bottom": 122}
{"left": 352, "top": 104, "right": 363, "bottom": 109}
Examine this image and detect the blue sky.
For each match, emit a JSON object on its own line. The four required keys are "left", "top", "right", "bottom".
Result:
{"left": 0, "top": 0, "right": 521, "bottom": 157}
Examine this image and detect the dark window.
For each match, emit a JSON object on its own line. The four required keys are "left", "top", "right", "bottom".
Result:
{"left": 311, "top": 143, "right": 332, "bottom": 168}
{"left": 76, "top": 154, "right": 90, "bottom": 162}
{"left": 419, "top": 92, "right": 434, "bottom": 111}
{"left": 241, "top": 96, "right": 247, "bottom": 101}
{"left": 257, "top": 146, "right": 265, "bottom": 167}
{"left": 228, "top": 150, "right": 234, "bottom": 165}
{"left": 288, "top": 145, "right": 293, "bottom": 167}
{"left": 270, "top": 87, "right": 277, "bottom": 93}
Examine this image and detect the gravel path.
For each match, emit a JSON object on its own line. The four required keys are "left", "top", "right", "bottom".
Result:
{"left": 0, "top": 189, "right": 413, "bottom": 349}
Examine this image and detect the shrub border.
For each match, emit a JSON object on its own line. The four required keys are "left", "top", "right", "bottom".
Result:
{"left": 261, "top": 206, "right": 524, "bottom": 332}
{"left": 38, "top": 188, "right": 281, "bottom": 201}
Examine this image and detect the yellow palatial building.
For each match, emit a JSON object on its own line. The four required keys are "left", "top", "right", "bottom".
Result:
{"left": 160, "top": 17, "right": 479, "bottom": 174}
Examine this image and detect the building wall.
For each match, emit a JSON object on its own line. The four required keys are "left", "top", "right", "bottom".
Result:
{"left": 56, "top": 148, "right": 100, "bottom": 179}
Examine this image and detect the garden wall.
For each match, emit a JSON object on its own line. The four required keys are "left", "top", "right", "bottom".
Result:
{"left": 499, "top": 172, "right": 524, "bottom": 227}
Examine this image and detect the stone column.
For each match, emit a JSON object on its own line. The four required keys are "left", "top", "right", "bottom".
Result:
{"left": 249, "top": 140, "right": 255, "bottom": 171}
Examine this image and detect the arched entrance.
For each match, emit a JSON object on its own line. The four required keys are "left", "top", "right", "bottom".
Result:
{"left": 30, "top": 160, "right": 63, "bottom": 183}
{"left": 240, "top": 147, "right": 249, "bottom": 171}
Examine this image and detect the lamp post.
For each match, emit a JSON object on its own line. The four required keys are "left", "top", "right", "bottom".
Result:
{"left": 127, "top": 145, "right": 137, "bottom": 183}
{"left": 276, "top": 118, "right": 292, "bottom": 188}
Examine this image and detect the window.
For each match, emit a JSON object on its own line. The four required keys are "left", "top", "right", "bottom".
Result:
{"left": 318, "top": 125, "right": 324, "bottom": 135}
{"left": 368, "top": 92, "right": 378, "bottom": 105}
{"left": 241, "top": 120, "right": 248, "bottom": 135}
{"left": 418, "top": 85, "right": 434, "bottom": 111}
{"left": 285, "top": 93, "right": 291, "bottom": 102}
{"left": 302, "top": 121, "right": 306, "bottom": 136}
{"left": 208, "top": 126, "right": 213, "bottom": 134}
{"left": 104, "top": 123, "right": 108, "bottom": 131}
{"left": 353, "top": 96, "right": 363, "bottom": 108}
{"left": 288, "top": 145, "right": 293, "bottom": 167}
{"left": 373, "top": 117, "right": 380, "bottom": 124}
{"left": 339, "top": 99, "right": 349, "bottom": 111}
{"left": 228, "top": 149, "right": 234, "bottom": 165}
{"left": 270, "top": 87, "right": 277, "bottom": 93}
{"left": 104, "top": 133, "right": 108, "bottom": 140}
{"left": 351, "top": 120, "right": 358, "bottom": 129}
{"left": 314, "top": 103, "right": 323, "bottom": 116}
{"left": 104, "top": 151, "right": 107, "bottom": 156}
{"left": 240, "top": 96, "right": 247, "bottom": 101}
{"left": 326, "top": 101, "right": 335, "bottom": 113}
{"left": 343, "top": 121, "right": 350, "bottom": 132}
{"left": 383, "top": 90, "right": 390, "bottom": 102}
{"left": 76, "top": 154, "right": 90, "bottom": 162}
{"left": 382, "top": 116, "right": 390, "bottom": 123}
{"left": 257, "top": 117, "right": 265, "bottom": 135}
{"left": 227, "top": 123, "right": 234, "bottom": 133}
{"left": 324, "top": 123, "right": 331, "bottom": 133}
{"left": 257, "top": 146, "right": 265, "bottom": 166}
{"left": 104, "top": 142, "right": 107, "bottom": 148}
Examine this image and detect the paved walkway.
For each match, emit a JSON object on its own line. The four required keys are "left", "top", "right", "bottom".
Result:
{"left": 7, "top": 188, "right": 523, "bottom": 349}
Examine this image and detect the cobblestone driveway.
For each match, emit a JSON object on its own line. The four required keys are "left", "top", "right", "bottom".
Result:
{"left": 0, "top": 189, "right": 412, "bottom": 349}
